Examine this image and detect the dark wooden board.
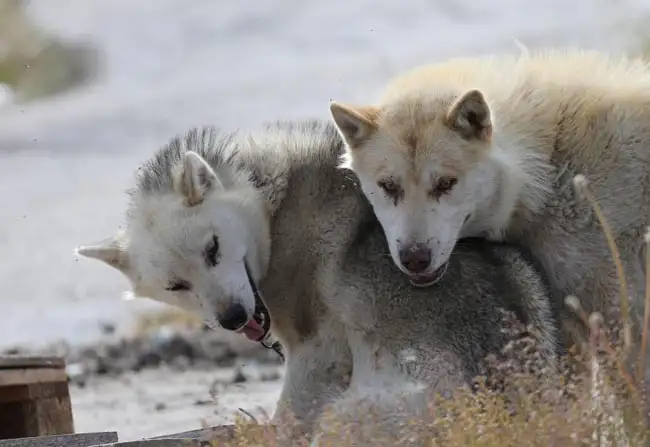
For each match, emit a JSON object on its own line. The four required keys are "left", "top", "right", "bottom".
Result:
{"left": 0, "top": 383, "right": 69, "bottom": 405}
{"left": 100, "top": 425, "right": 276, "bottom": 446}
{"left": 0, "top": 432, "right": 117, "bottom": 447}
{"left": 150, "top": 425, "right": 236, "bottom": 441}
{"left": 98, "top": 440, "right": 206, "bottom": 447}
{"left": 0, "top": 357, "right": 65, "bottom": 370}
{"left": 0, "top": 368, "right": 67, "bottom": 387}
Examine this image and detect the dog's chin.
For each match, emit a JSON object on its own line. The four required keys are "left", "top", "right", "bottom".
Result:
{"left": 407, "top": 262, "right": 449, "bottom": 288}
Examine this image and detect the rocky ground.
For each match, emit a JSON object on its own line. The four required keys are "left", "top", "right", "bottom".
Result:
{"left": 3, "top": 325, "right": 285, "bottom": 441}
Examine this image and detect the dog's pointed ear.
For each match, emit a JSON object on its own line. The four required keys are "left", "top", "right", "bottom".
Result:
{"left": 175, "top": 151, "right": 222, "bottom": 206}
{"left": 446, "top": 89, "right": 492, "bottom": 141}
{"left": 329, "top": 101, "right": 379, "bottom": 148}
{"left": 76, "top": 233, "right": 130, "bottom": 274}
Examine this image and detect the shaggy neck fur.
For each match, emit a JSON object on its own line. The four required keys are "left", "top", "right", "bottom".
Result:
{"left": 220, "top": 122, "right": 369, "bottom": 352}
{"left": 471, "top": 111, "right": 556, "bottom": 238}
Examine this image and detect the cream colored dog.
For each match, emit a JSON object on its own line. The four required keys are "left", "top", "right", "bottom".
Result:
{"left": 330, "top": 48, "right": 650, "bottom": 355}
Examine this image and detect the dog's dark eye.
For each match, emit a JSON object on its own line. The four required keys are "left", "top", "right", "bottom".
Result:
{"left": 205, "top": 235, "right": 220, "bottom": 267}
{"left": 431, "top": 177, "right": 458, "bottom": 199}
{"left": 165, "top": 280, "right": 191, "bottom": 292}
{"left": 377, "top": 179, "right": 403, "bottom": 204}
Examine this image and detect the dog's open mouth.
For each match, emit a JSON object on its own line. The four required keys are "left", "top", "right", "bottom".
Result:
{"left": 408, "top": 261, "right": 449, "bottom": 287}
{"left": 238, "top": 310, "right": 267, "bottom": 341}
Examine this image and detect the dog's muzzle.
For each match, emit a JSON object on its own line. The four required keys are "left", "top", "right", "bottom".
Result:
{"left": 408, "top": 261, "right": 449, "bottom": 288}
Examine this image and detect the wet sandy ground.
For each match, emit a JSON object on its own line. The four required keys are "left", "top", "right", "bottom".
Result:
{"left": 70, "top": 365, "right": 283, "bottom": 441}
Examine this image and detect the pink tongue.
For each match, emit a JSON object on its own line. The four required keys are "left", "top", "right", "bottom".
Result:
{"left": 242, "top": 319, "right": 265, "bottom": 341}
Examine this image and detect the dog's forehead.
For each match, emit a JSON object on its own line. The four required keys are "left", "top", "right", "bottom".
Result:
{"left": 371, "top": 132, "right": 478, "bottom": 184}
{"left": 362, "top": 136, "right": 457, "bottom": 186}
{"left": 135, "top": 204, "right": 211, "bottom": 244}
{"left": 128, "top": 222, "right": 202, "bottom": 276}
{"left": 126, "top": 209, "right": 204, "bottom": 277}
{"left": 127, "top": 194, "right": 247, "bottom": 269}
{"left": 380, "top": 95, "right": 452, "bottom": 148}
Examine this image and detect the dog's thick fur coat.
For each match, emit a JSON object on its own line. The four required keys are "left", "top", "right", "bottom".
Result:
{"left": 330, "top": 48, "right": 650, "bottom": 355}
{"left": 77, "top": 122, "right": 557, "bottom": 444}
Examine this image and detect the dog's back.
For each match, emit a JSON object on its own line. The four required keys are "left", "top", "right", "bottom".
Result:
{"left": 331, "top": 219, "right": 557, "bottom": 384}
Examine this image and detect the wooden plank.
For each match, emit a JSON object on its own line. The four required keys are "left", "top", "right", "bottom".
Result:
{"left": 0, "top": 383, "right": 69, "bottom": 404}
{"left": 0, "top": 432, "right": 117, "bottom": 447}
{"left": 0, "top": 357, "right": 65, "bottom": 370}
{"left": 0, "top": 401, "right": 29, "bottom": 439}
{"left": 148, "top": 424, "right": 275, "bottom": 444}
{"left": 96, "top": 425, "right": 276, "bottom": 446}
{"left": 27, "top": 395, "right": 75, "bottom": 436}
{"left": 100, "top": 440, "right": 205, "bottom": 447}
{"left": 0, "top": 356, "right": 74, "bottom": 439}
{"left": 0, "top": 368, "right": 67, "bottom": 386}
{"left": 149, "top": 425, "right": 237, "bottom": 441}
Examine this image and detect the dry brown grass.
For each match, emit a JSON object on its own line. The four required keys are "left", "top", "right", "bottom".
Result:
{"left": 197, "top": 173, "right": 650, "bottom": 445}
{"left": 217, "top": 333, "right": 645, "bottom": 446}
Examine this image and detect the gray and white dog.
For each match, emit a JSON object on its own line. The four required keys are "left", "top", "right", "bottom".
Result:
{"left": 77, "top": 121, "right": 558, "bottom": 444}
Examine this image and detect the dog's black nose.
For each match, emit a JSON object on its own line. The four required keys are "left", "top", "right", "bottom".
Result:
{"left": 218, "top": 303, "right": 249, "bottom": 331}
{"left": 399, "top": 243, "right": 432, "bottom": 274}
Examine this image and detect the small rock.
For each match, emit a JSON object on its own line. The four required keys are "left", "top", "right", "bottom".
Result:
{"left": 197, "top": 335, "right": 235, "bottom": 365}
{"left": 170, "top": 355, "right": 192, "bottom": 371}
{"left": 162, "top": 334, "right": 196, "bottom": 363}
{"left": 135, "top": 350, "right": 163, "bottom": 370}
{"left": 260, "top": 371, "right": 281, "bottom": 382}
{"left": 100, "top": 322, "right": 116, "bottom": 335}
{"left": 232, "top": 368, "right": 247, "bottom": 384}
{"left": 194, "top": 399, "right": 214, "bottom": 406}
{"left": 95, "top": 358, "right": 110, "bottom": 375}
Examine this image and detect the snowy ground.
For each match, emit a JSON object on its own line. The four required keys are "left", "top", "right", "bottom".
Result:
{"left": 3, "top": 0, "right": 650, "bottom": 440}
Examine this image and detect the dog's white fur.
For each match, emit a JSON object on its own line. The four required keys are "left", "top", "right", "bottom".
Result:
{"left": 80, "top": 153, "right": 271, "bottom": 326}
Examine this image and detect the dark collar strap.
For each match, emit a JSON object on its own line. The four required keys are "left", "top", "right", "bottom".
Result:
{"left": 244, "top": 260, "right": 284, "bottom": 363}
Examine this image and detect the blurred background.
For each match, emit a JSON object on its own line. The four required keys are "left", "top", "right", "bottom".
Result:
{"left": 2, "top": 0, "right": 650, "bottom": 439}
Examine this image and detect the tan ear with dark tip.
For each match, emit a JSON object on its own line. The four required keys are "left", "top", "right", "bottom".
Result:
{"left": 446, "top": 89, "right": 492, "bottom": 141}
{"left": 329, "top": 101, "right": 380, "bottom": 148}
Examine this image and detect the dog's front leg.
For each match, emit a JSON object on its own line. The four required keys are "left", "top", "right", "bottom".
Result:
{"left": 272, "top": 329, "right": 352, "bottom": 443}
